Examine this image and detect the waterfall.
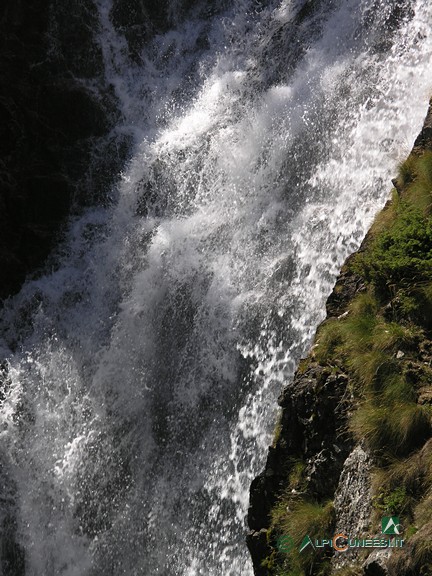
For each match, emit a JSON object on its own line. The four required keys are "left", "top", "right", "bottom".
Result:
{"left": 1, "top": 1, "right": 432, "bottom": 574}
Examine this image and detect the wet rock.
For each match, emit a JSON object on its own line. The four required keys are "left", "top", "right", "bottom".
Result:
{"left": 248, "top": 365, "right": 352, "bottom": 532}
{"left": 246, "top": 529, "right": 271, "bottom": 576}
{"left": 334, "top": 446, "right": 372, "bottom": 535}
{"left": 325, "top": 258, "right": 366, "bottom": 318}
{"left": 413, "top": 98, "right": 432, "bottom": 153}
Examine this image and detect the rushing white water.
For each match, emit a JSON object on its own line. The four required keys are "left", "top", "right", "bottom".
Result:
{"left": 1, "top": 0, "right": 432, "bottom": 574}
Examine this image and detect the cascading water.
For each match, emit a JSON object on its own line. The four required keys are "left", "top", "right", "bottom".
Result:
{"left": 1, "top": 0, "right": 432, "bottom": 574}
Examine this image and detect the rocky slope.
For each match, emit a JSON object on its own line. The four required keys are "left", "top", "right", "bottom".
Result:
{"left": 247, "top": 99, "right": 432, "bottom": 576}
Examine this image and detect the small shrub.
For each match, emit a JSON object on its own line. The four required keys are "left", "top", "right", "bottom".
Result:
{"left": 406, "top": 525, "right": 419, "bottom": 538}
{"left": 363, "top": 207, "right": 432, "bottom": 291}
{"left": 354, "top": 152, "right": 432, "bottom": 299}
{"left": 374, "top": 485, "right": 408, "bottom": 515}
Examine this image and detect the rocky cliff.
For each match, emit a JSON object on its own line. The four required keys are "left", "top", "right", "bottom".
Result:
{"left": 247, "top": 99, "right": 432, "bottom": 576}
{"left": 0, "top": 0, "right": 115, "bottom": 301}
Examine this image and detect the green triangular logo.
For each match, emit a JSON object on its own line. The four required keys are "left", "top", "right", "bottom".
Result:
{"left": 299, "top": 535, "right": 315, "bottom": 553}
{"left": 382, "top": 516, "right": 401, "bottom": 535}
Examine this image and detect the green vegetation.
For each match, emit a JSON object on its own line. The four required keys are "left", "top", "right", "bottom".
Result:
{"left": 271, "top": 498, "right": 334, "bottom": 545}
{"left": 342, "top": 150, "right": 432, "bottom": 571}
{"left": 314, "top": 286, "right": 430, "bottom": 456}
{"left": 357, "top": 208, "right": 432, "bottom": 294}
{"left": 288, "top": 461, "right": 307, "bottom": 492}
{"left": 373, "top": 485, "right": 408, "bottom": 515}
{"left": 273, "top": 413, "right": 283, "bottom": 447}
{"left": 269, "top": 495, "right": 334, "bottom": 576}
{"left": 352, "top": 151, "right": 432, "bottom": 314}
{"left": 314, "top": 150, "right": 432, "bottom": 460}
{"left": 265, "top": 149, "right": 432, "bottom": 575}
{"left": 263, "top": 457, "right": 334, "bottom": 575}
{"left": 396, "top": 155, "right": 418, "bottom": 188}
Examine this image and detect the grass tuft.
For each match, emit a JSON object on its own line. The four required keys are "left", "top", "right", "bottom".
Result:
{"left": 314, "top": 318, "right": 344, "bottom": 364}
{"left": 271, "top": 498, "right": 334, "bottom": 545}
{"left": 397, "top": 155, "right": 418, "bottom": 188}
{"left": 351, "top": 400, "right": 431, "bottom": 456}
{"left": 270, "top": 497, "right": 334, "bottom": 576}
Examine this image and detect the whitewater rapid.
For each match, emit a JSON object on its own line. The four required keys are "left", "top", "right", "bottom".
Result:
{"left": 1, "top": 1, "right": 432, "bottom": 574}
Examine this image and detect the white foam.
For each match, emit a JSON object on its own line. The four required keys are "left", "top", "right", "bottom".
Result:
{"left": 1, "top": 1, "right": 432, "bottom": 575}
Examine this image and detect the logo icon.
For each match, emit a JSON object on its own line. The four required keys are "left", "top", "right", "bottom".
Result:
{"left": 299, "top": 535, "right": 315, "bottom": 553}
{"left": 382, "top": 517, "right": 402, "bottom": 535}
{"left": 277, "top": 534, "right": 294, "bottom": 554}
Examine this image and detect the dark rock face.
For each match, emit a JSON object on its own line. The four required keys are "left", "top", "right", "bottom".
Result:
{"left": 246, "top": 529, "right": 271, "bottom": 576}
{"left": 363, "top": 549, "right": 391, "bottom": 576}
{"left": 0, "top": 0, "right": 154, "bottom": 304}
{"left": 413, "top": 99, "right": 432, "bottom": 153}
{"left": 0, "top": 0, "right": 113, "bottom": 301}
{"left": 325, "top": 258, "right": 365, "bottom": 318}
{"left": 247, "top": 363, "right": 353, "bottom": 570}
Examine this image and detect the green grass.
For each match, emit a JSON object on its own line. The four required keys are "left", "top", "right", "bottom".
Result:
{"left": 313, "top": 318, "right": 344, "bottom": 364}
{"left": 288, "top": 460, "right": 307, "bottom": 492}
{"left": 351, "top": 397, "right": 431, "bottom": 456}
{"left": 314, "top": 283, "right": 429, "bottom": 456}
{"left": 273, "top": 413, "right": 283, "bottom": 447}
{"left": 380, "top": 373, "right": 416, "bottom": 403}
{"left": 388, "top": 520, "right": 432, "bottom": 575}
{"left": 353, "top": 151, "right": 432, "bottom": 300}
{"left": 346, "top": 149, "right": 432, "bottom": 568}
{"left": 271, "top": 498, "right": 334, "bottom": 544}
{"left": 370, "top": 439, "right": 432, "bottom": 533}
{"left": 269, "top": 497, "right": 334, "bottom": 576}
{"left": 347, "top": 350, "right": 390, "bottom": 388}
{"left": 372, "top": 321, "right": 421, "bottom": 352}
